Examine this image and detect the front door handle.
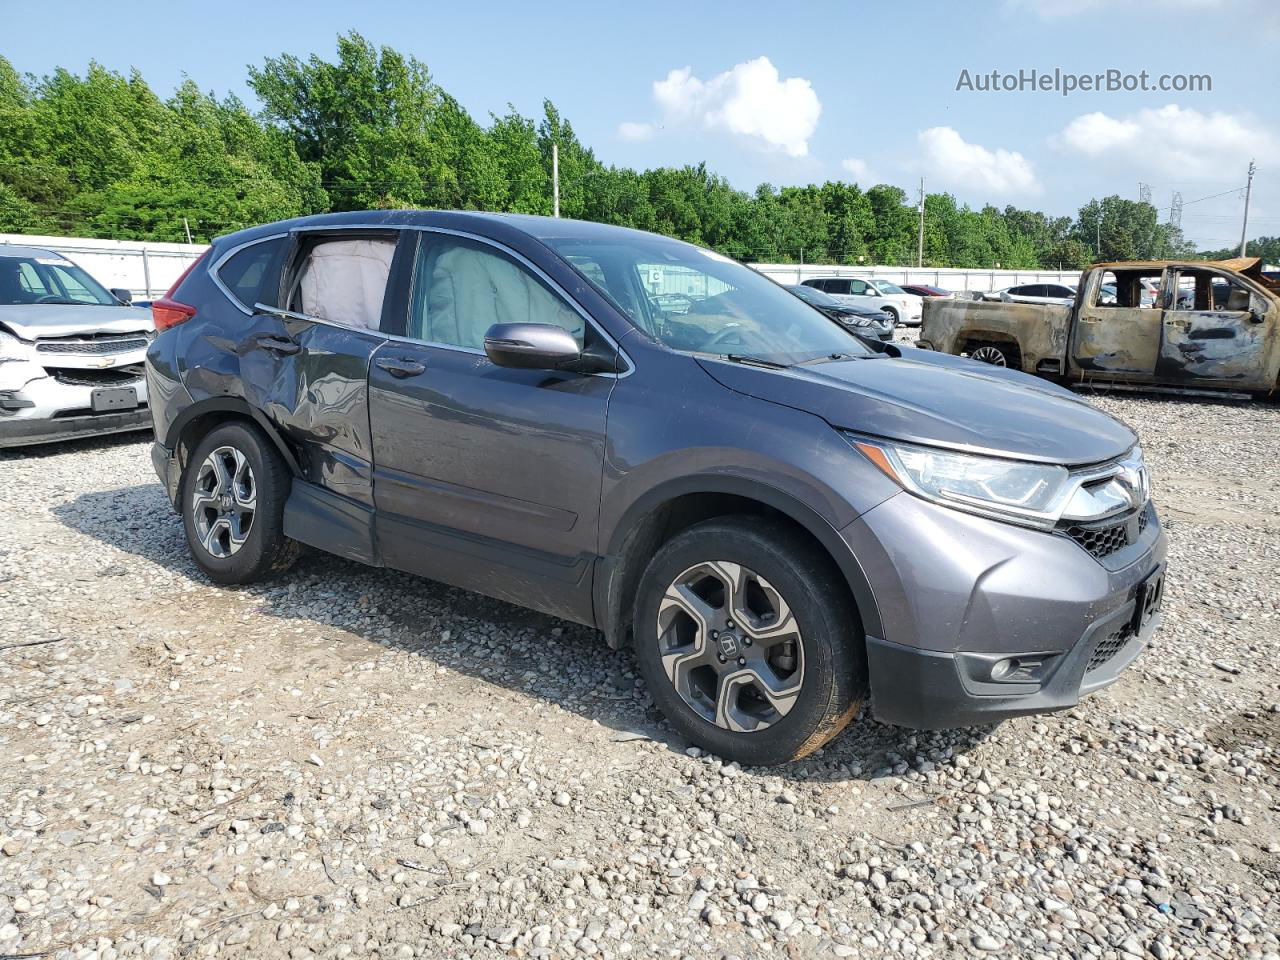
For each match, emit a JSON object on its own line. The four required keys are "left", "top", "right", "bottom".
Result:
{"left": 375, "top": 356, "right": 426, "bottom": 379}
{"left": 254, "top": 334, "right": 301, "bottom": 356}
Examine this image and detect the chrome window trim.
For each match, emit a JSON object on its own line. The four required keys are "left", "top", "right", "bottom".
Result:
{"left": 232, "top": 222, "right": 632, "bottom": 379}
{"left": 210, "top": 232, "right": 290, "bottom": 316}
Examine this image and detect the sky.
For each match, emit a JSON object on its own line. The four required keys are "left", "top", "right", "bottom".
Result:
{"left": 4, "top": 0, "right": 1279, "bottom": 249}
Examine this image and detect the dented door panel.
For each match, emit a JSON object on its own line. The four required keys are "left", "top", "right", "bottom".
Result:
{"left": 1070, "top": 306, "right": 1161, "bottom": 379}
{"left": 238, "top": 316, "right": 387, "bottom": 505}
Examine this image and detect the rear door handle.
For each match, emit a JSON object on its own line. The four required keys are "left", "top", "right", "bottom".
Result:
{"left": 254, "top": 334, "right": 301, "bottom": 356}
{"left": 375, "top": 356, "right": 426, "bottom": 379}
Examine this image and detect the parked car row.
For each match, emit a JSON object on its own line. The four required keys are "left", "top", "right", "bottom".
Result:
{"left": 800, "top": 276, "right": 924, "bottom": 326}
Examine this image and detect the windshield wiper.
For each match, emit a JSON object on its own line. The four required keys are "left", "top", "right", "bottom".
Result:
{"left": 722, "top": 353, "right": 790, "bottom": 370}
{"left": 793, "top": 352, "right": 865, "bottom": 366}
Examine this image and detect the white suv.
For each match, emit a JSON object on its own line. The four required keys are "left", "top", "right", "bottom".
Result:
{"left": 801, "top": 277, "right": 923, "bottom": 326}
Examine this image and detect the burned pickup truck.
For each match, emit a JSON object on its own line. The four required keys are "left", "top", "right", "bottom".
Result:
{"left": 917, "top": 258, "right": 1280, "bottom": 397}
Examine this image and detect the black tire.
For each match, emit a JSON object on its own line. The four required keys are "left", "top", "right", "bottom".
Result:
{"left": 181, "top": 421, "right": 299, "bottom": 584}
{"left": 966, "top": 340, "right": 1020, "bottom": 369}
{"left": 633, "top": 517, "right": 867, "bottom": 766}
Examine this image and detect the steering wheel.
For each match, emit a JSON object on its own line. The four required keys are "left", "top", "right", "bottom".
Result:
{"left": 701, "top": 324, "right": 749, "bottom": 352}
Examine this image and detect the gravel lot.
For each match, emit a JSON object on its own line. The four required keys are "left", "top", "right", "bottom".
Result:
{"left": 2, "top": 392, "right": 1278, "bottom": 960}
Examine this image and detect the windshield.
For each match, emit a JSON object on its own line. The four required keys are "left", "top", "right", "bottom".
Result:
{"left": 547, "top": 235, "right": 872, "bottom": 364}
{"left": 872, "top": 280, "right": 908, "bottom": 295}
{"left": 0, "top": 255, "right": 118, "bottom": 306}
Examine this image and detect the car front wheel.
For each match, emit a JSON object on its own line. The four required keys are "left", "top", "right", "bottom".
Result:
{"left": 181, "top": 421, "right": 299, "bottom": 584}
{"left": 633, "top": 517, "right": 866, "bottom": 766}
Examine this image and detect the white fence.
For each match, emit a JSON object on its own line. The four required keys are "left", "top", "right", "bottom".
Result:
{"left": 1, "top": 233, "right": 1083, "bottom": 299}
{"left": 0, "top": 234, "right": 207, "bottom": 300}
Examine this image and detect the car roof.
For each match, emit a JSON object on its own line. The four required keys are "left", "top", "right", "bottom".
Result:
{"left": 215, "top": 210, "right": 691, "bottom": 251}
{"left": 0, "top": 245, "right": 63, "bottom": 260}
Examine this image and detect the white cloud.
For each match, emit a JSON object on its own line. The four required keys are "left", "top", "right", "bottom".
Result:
{"left": 917, "top": 126, "right": 1041, "bottom": 196}
{"left": 648, "top": 57, "right": 821, "bottom": 157}
{"left": 1057, "top": 104, "right": 1280, "bottom": 177}
{"left": 616, "top": 121, "right": 655, "bottom": 142}
{"left": 841, "top": 157, "right": 875, "bottom": 182}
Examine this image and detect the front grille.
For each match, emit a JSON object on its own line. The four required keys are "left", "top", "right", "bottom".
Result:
{"left": 35, "top": 335, "right": 149, "bottom": 355}
{"left": 1064, "top": 519, "right": 1130, "bottom": 559}
{"left": 46, "top": 364, "right": 144, "bottom": 387}
{"left": 1138, "top": 505, "right": 1149, "bottom": 534}
{"left": 1086, "top": 626, "right": 1133, "bottom": 672}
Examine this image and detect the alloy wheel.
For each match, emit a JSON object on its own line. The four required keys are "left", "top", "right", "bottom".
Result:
{"left": 656, "top": 560, "right": 805, "bottom": 733}
{"left": 191, "top": 445, "right": 256, "bottom": 558}
{"left": 970, "top": 345, "right": 1008, "bottom": 366}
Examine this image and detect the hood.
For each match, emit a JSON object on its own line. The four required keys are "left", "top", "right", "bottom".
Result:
{"left": 697, "top": 346, "right": 1136, "bottom": 466}
{"left": 0, "top": 303, "right": 153, "bottom": 340}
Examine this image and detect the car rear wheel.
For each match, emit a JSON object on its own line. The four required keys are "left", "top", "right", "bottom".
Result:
{"left": 633, "top": 517, "right": 866, "bottom": 766}
{"left": 181, "top": 421, "right": 299, "bottom": 584}
{"left": 967, "top": 341, "right": 1020, "bottom": 368}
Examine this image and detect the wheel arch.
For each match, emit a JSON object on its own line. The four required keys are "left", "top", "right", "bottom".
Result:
{"left": 165, "top": 397, "right": 301, "bottom": 488}
{"left": 595, "top": 475, "right": 882, "bottom": 650}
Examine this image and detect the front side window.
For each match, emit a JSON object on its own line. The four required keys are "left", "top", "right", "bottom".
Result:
{"left": 545, "top": 234, "right": 872, "bottom": 365}
{"left": 409, "top": 235, "right": 584, "bottom": 350}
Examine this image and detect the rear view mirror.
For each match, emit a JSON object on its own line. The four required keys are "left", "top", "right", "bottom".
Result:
{"left": 484, "top": 323, "right": 582, "bottom": 370}
{"left": 110, "top": 287, "right": 134, "bottom": 304}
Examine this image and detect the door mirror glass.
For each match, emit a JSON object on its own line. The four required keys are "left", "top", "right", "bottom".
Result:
{"left": 484, "top": 323, "right": 582, "bottom": 369}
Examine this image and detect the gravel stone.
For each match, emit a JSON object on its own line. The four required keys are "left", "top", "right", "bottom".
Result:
{"left": 2, "top": 397, "right": 1279, "bottom": 958}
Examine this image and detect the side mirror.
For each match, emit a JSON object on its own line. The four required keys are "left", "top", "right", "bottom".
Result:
{"left": 484, "top": 323, "right": 582, "bottom": 370}
{"left": 111, "top": 288, "right": 134, "bottom": 304}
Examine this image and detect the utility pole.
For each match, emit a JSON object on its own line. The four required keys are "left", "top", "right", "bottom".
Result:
{"left": 916, "top": 177, "right": 925, "bottom": 269}
{"left": 183, "top": 217, "right": 193, "bottom": 245}
{"left": 552, "top": 143, "right": 560, "bottom": 218}
{"left": 1239, "top": 159, "right": 1256, "bottom": 256}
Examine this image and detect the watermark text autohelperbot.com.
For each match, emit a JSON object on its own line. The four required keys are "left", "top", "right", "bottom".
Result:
{"left": 956, "top": 68, "right": 1211, "bottom": 96}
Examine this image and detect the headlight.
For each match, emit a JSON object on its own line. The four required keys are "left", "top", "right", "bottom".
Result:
{"left": 848, "top": 317, "right": 873, "bottom": 327}
{"left": 848, "top": 434, "right": 1076, "bottom": 529}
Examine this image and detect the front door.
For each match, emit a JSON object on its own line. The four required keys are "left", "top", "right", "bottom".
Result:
{"left": 1069, "top": 268, "right": 1163, "bottom": 381}
{"left": 1158, "top": 267, "right": 1273, "bottom": 388}
{"left": 367, "top": 231, "right": 616, "bottom": 624}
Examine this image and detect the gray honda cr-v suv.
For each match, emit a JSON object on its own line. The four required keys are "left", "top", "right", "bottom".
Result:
{"left": 146, "top": 211, "right": 1166, "bottom": 765}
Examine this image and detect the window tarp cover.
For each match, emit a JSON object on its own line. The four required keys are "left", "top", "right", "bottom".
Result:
{"left": 299, "top": 239, "right": 396, "bottom": 329}
{"left": 423, "top": 245, "right": 584, "bottom": 349}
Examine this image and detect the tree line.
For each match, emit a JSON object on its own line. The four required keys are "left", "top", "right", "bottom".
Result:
{"left": 0, "top": 32, "right": 1232, "bottom": 269}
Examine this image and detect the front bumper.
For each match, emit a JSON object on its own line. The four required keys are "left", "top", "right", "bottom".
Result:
{"left": 842, "top": 490, "right": 1167, "bottom": 729}
{"left": 0, "top": 365, "right": 151, "bottom": 449}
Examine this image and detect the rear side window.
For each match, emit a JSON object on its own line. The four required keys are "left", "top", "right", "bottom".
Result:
{"left": 289, "top": 237, "right": 398, "bottom": 330}
{"left": 218, "top": 237, "right": 288, "bottom": 310}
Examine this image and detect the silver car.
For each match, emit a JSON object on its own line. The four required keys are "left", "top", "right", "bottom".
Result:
{"left": 0, "top": 246, "right": 154, "bottom": 448}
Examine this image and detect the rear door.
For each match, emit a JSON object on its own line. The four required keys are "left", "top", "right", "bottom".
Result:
{"left": 1158, "top": 267, "right": 1274, "bottom": 388}
{"left": 1069, "top": 269, "right": 1162, "bottom": 381}
{"left": 367, "top": 229, "right": 618, "bottom": 624}
{"left": 235, "top": 229, "right": 409, "bottom": 507}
